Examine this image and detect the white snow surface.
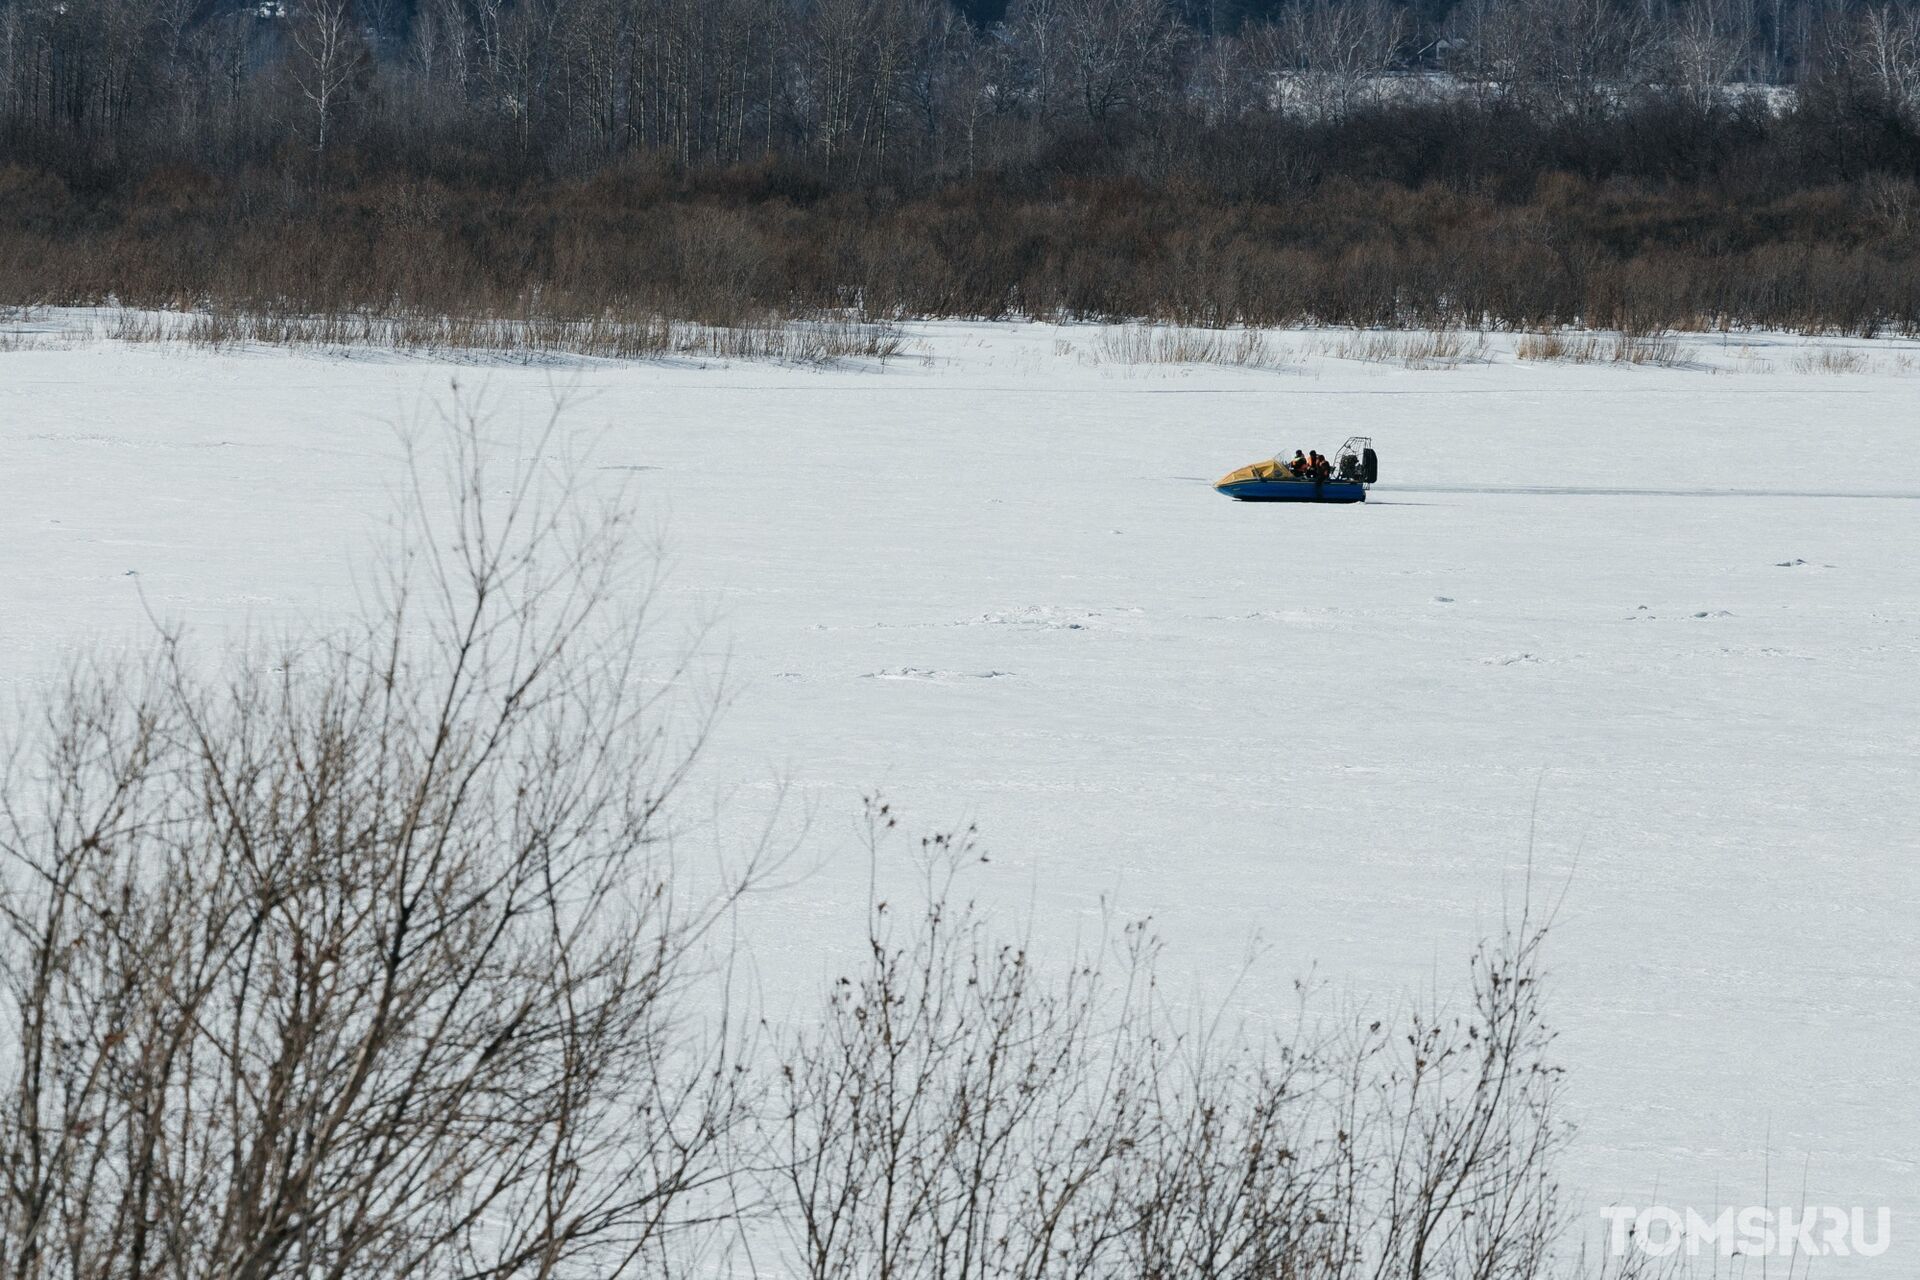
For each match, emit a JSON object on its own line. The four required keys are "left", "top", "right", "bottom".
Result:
{"left": 3, "top": 317, "right": 1917, "bottom": 1269}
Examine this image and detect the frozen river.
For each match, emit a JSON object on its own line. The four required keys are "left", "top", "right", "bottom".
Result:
{"left": 4, "top": 317, "right": 1916, "bottom": 1270}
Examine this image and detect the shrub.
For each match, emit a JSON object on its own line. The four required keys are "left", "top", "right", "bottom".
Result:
{"left": 770, "top": 804, "right": 1572, "bottom": 1280}
{"left": 0, "top": 401, "right": 767, "bottom": 1280}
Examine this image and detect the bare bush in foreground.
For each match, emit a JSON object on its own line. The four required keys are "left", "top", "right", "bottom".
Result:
{"left": 769, "top": 804, "right": 1571, "bottom": 1280}
{"left": 0, "top": 400, "right": 763, "bottom": 1280}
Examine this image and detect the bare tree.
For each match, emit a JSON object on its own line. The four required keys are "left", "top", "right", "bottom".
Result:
{"left": 290, "top": 0, "right": 367, "bottom": 171}
{"left": 1848, "top": 2, "right": 1920, "bottom": 122}
{"left": 0, "top": 394, "right": 766, "bottom": 1280}
{"left": 1655, "top": 0, "right": 1755, "bottom": 111}
{"left": 1270, "top": 0, "right": 1407, "bottom": 122}
{"left": 798, "top": 0, "right": 939, "bottom": 174}
{"left": 1056, "top": 0, "right": 1188, "bottom": 127}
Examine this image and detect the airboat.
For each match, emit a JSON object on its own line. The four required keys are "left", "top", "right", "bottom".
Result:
{"left": 1214, "top": 437, "right": 1377, "bottom": 503}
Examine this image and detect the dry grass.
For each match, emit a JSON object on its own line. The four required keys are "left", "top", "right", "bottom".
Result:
{"left": 1725, "top": 342, "right": 1776, "bottom": 374}
{"left": 100, "top": 307, "right": 904, "bottom": 364}
{"left": 1791, "top": 346, "right": 1870, "bottom": 374}
{"left": 45, "top": 309, "right": 1920, "bottom": 379}
{"left": 1519, "top": 329, "right": 1920, "bottom": 373}
{"left": 1515, "top": 328, "right": 1695, "bottom": 367}
{"left": 1783, "top": 344, "right": 1919, "bottom": 374}
{"left": 1609, "top": 331, "right": 1696, "bottom": 366}
{"left": 0, "top": 306, "right": 78, "bottom": 353}
{"left": 1516, "top": 330, "right": 1588, "bottom": 361}
{"left": 1095, "top": 324, "right": 1287, "bottom": 368}
{"left": 1324, "top": 327, "right": 1489, "bottom": 369}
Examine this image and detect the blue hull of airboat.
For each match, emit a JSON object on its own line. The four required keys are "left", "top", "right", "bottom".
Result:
{"left": 1215, "top": 478, "right": 1367, "bottom": 504}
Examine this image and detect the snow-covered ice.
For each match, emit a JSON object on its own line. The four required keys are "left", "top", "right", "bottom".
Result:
{"left": 3, "top": 317, "right": 1916, "bottom": 1269}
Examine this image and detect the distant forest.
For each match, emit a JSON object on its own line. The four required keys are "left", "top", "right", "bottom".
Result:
{"left": 4, "top": 0, "right": 1920, "bottom": 332}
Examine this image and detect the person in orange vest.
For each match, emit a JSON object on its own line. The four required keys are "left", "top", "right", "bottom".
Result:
{"left": 1291, "top": 450, "right": 1309, "bottom": 476}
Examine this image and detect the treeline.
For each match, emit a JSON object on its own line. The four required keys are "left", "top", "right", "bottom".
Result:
{"left": 6, "top": 156, "right": 1918, "bottom": 333}
{"left": 7, "top": 0, "right": 1920, "bottom": 182}
{"left": 3, "top": 0, "right": 1920, "bottom": 331}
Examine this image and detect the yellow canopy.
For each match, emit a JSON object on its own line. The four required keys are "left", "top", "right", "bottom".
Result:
{"left": 1217, "top": 459, "right": 1298, "bottom": 486}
